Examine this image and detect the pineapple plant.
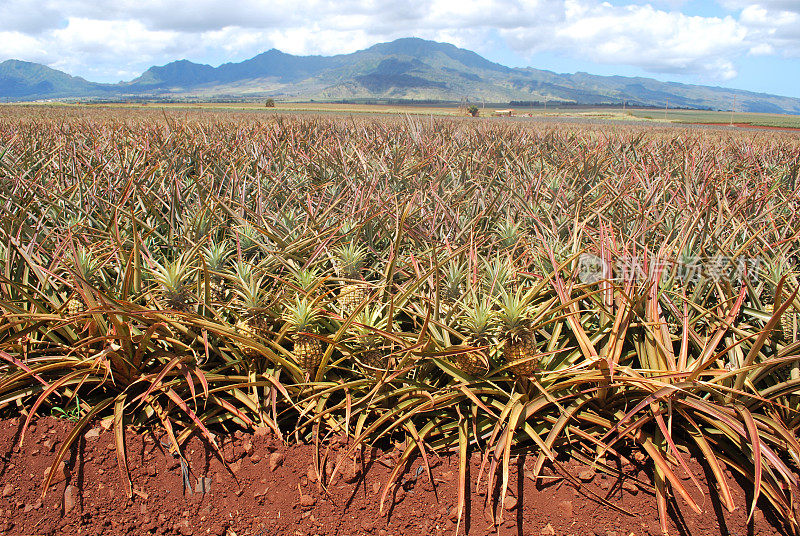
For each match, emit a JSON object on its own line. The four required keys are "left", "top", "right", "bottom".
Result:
{"left": 277, "top": 209, "right": 303, "bottom": 242}
{"left": 232, "top": 263, "right": 273, "bottom": 343}
{"left": 496, "top": 219, "right": 523, "bottom": 250}
{"left": 235, "top": 222, "right": 262, "bottom": 256}
{"left": 498, "top": 290, "right": 538, "bottom": 377}
{"left": 455, "top": 301, "right": 494, "bottom": 376}
{"left": 763, "top": 257, "right": 796, "bottom": 343}
{"left": 149, "top": 257, "right": 196, "bottom": 342}
{"left": 203, "top": 241, "right": 231, "bottom": 303}
{"left": 184, "top": 205, "right": 213, "bottom": 244}
{"left": 361, "top": 219, "right": 390, "bottom": 253}
{"left": 67, "top": 247, "right": 101, "bottom": 316}
{"left": 283, "top": 297, "right": 325, "bottom": 374}
{"left": 482, "top": 255, "right": 515, "bottom": 298}
{"left": 440, "top": 261, "right": 466, "bottom": 306}
{"left": 287, "top": 263, "right": 323, "bottom": 300}
{"left": 351, "top": 305, "right": 392, "bottom": 378}
{"left": 334, "top": 243, "right": 369, "bottom": 314}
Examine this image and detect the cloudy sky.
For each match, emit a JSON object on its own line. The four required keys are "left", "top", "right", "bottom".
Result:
{"left": 1, "top": 0, "right": 799, "bottom": 97}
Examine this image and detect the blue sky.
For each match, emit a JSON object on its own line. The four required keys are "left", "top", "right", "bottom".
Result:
{"left": 1, "top": 0, "right": 799, "bottom": 98}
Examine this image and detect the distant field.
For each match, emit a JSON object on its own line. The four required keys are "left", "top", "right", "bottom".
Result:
{"left": 507, "top": 106, "right": 800, "bottom": 129}
{"left": 19, "top": 101, "right": 460, "bottom": 117}
{"left": 627, "top": 108, "right": 800, "bottom": 129}
{"left": 9, "top": 100, "right": 800, "bottom": 129}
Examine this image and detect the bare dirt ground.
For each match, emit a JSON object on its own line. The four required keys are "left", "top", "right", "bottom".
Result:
{"left": 0, "top": 416, "right": 788, "bottom": 536}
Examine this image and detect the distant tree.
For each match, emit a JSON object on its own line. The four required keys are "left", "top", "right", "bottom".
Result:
{"left": 468, "top": 105, "right": 479, "bottom": 117}
{"left": 265, "top": 98, "right": 275, "bottom": 107}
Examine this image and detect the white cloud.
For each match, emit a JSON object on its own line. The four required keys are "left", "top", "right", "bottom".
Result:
{"left": 0, "top": 0, "right": 796, "bottom": 83}
{"left": 503, "top": 2, "right": 747, "bottom": 79}
{"left": 737, "top": 3, "right": 800, "bottom": 56}
{"left": 0, "top": 31, "right": 50, "bottom": 62}
{"left": 750, "top": 42, "right": 774, "bottom": 55}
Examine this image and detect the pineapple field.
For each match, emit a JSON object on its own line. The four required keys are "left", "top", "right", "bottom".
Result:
{"left": 0, "top": 106, "right": 799, "bottom": 535}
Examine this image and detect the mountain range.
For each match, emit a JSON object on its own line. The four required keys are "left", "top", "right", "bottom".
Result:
{"left": 2, "top": 37, "right": 799, "bottom": 114}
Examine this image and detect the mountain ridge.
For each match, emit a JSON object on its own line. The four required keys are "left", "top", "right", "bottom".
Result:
{"left": 2, "top": 37, "right": 799, "bottom": 114}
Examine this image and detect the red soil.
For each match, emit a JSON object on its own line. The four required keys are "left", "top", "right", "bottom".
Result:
{"left": 0, "top": 416, "right": 789, "bottom": 536}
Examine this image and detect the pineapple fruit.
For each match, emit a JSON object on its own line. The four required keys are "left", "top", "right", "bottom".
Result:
{"left": 284, "top": 297, "right": 324, "bottom": 374}
{"left": 67, "top": 294, "right": 85, "bottom": 316}
{"left": 338, "top": 283, "right": 369, "bottom": 314}
{"left": 769, "top": 303, "right": 796, "bottom": 343}
{"left": 782, "top": 309, "right": 796, "bottom": 342}
{"left": 455, "top": 301, "right": 494, "bottom": 376}
{"left": 334, "top": 244, "right": 369, "bottom": 314}
{"left": 498, "top": 290, "right": 537, "bottom": 377}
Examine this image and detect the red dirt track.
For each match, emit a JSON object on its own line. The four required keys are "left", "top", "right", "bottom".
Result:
{"left": 0, "top": 417, "right": 789, "bottom": 536}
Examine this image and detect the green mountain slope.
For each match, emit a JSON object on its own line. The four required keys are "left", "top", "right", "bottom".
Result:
{"left": 0, "top": 60, "right": 110, "bottom": 99}
{"left": 2, "top": 38, "right": 799, "bottom": 114}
